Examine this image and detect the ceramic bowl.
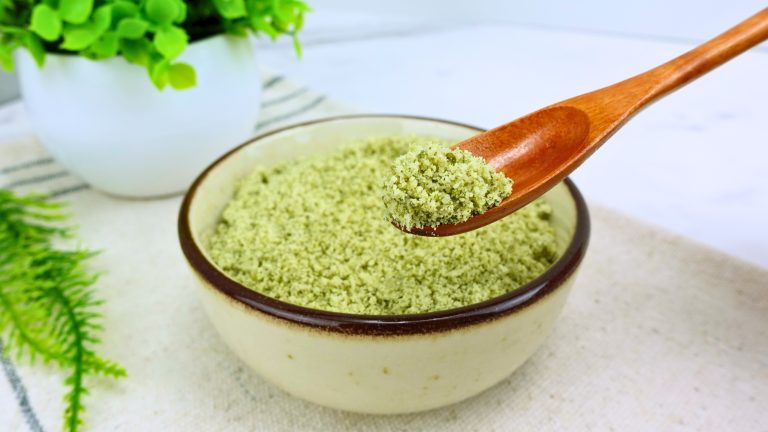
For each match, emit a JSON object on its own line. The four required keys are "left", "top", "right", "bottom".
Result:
{"left": 178, "top": 115, "right": 590, "bottom": 414}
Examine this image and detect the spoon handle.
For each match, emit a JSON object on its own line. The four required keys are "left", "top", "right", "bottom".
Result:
{"left": 561, "top": 8, "right": 768, "bottom": 130}
{"left": 637, "top": 7, "right": 768, "bottom": 103}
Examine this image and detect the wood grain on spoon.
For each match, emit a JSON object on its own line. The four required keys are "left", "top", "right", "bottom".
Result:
{"left": 404, "top": 8, "right": 768, "bottom": 237}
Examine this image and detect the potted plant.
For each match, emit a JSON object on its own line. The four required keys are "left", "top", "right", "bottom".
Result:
{"left": 0, "top": 0, "right": 308, "bottom": 197}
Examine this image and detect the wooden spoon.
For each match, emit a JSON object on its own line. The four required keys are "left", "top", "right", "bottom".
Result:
{"left": 402, "top": 8, "right": 768, "bottom": 237}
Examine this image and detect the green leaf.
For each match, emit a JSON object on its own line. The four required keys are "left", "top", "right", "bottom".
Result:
{"left": 59, "top": 8, "right": 110, "bottom": 51}
{"left": 0, "top": 26, "right": 26, "bottom": 35}
{"left": 58, "top": 0, "right": 94, "bottom": 24}
{"left": 0, "top": 43, "right": 14, "bottom": 71}
{"left": 144, "top": 0, "right": 179, "bottom": 26}
{"left": 244, "top": 0, "right": 268, "bottom": 13}
{"left": 92, "top": 5, "right": 112, "bottom": 33}
{"left": 173, "top": 0, "right": 187, "bottom": 24}
{"left": 153, "top": 25, "right": 187, "bottom": 59}
{"left": 291, "top": 0, "right": 312, "bottom": 12}
{"left": 25, "top": 33, "right": 46, "bottom": 67}
{"left": 116, "top": 18, "right": 148, "bottom": 39}
{"left": 30, "top": 4, "right": 62, "bottom": 42}
{"left": 167, "top": 62, "right": 195, "bottom": 89}
{"left": 61, "top": 25, "right": 100, "bottom": 50}
{"left": 249, "top": 16, "right": 279, "bottom": 39}
{"left": 292, "top": 33, "right": 301, "bottom": 59}
{"left": 223, "top": 19, "right": 248, "bottom": 37}
{"left": 88, "top": 32, "right": 118, "bottom": 59}
{"left": 149, "top": 59, "right": 169, "bottom": 89}
{"left": 119, "top": 38, "right": 151, "bottom": 65}
{"left": 213, "top": 0, "right": 246, "bottom": 19}
{"left": 293, "top": 7, "right": 305, "bottom": 32}
{"left": 270, "top": 0, "right": 291, "bottom": 23}
{"left": 111, "top": 0, "right": 138, "bottom": 21}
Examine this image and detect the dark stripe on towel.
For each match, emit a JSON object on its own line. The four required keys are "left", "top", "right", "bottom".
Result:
{"left": 0, "top": 157, "right": 54, "bottom": 175}
{"left": 255, "top": 96, "right": 327, "bottom": 131}
{"left": 262, "top": 88, "right": 310, "bottom": 108}
{"left": 50, "top": 183, "right": 90, "bottom": 198}
{"left": 2, "top": 171, "right": 70, "bottom": 189}
{"left": 0, "top": 340, "right": 45, "bottom": 432}
{"left": 262, "top": 75, "right": 285, "bottom": 89}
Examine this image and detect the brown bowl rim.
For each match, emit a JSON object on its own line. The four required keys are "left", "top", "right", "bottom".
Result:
{"left": 178, "top": 114, "right": 590, "bottom": 336}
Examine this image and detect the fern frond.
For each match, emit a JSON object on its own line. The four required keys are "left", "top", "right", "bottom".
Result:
{"left": 0, "top": 189, "right": 125, "bottom": 432}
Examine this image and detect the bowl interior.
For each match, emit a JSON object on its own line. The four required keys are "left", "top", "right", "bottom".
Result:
{"left": 182, "top": 115, "right": 585, "bottom": 332}
{"left": 189, "top": 116, "right": 578, "bottom": 260}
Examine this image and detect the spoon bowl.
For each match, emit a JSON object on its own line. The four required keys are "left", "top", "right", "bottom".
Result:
{"left": 409, "top": 107, "right": 591, "bottom": 236}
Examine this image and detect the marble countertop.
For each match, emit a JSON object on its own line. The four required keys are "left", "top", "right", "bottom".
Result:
{"left": 1, "top": 10, "right": 766, "bottom": 267}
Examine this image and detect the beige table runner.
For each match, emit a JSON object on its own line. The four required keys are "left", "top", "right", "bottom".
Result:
{"left": 1, "top": 74, "right": 766, "bottom": 431}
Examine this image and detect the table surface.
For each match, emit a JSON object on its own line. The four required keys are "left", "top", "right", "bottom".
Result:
{"left": 1, "top": 10, "right": 766, "bottom": 267}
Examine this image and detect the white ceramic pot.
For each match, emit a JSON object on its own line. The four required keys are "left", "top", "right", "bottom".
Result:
{"left": 16, "top": 35, "right": 261, "bottom": 198}
{"left": 179, "top": 116, "right": 590, "bottom": 414}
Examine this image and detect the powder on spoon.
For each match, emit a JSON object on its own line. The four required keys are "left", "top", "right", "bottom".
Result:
{"left": 207, "top": 136, "right": 557, "bottom": 315}
{"left": 382, "top": 142, "right": 513, "bottom": 229}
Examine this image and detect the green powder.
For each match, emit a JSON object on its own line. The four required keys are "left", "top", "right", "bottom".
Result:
{"left": 207, "top": 136, "right": 557, "bottom": 315}
{"left": 382, "top": 142, "right": 513, "bottom": 229}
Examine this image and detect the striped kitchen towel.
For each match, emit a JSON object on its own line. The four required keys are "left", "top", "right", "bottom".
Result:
{"left": 1, "top": 73, "right": 766, "bottom": 432}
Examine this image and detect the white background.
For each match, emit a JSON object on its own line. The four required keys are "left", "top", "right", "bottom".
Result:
{"left": 315, "top": 0, "right": 768, "bottom": 42}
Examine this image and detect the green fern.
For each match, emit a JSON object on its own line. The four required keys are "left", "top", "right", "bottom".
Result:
{"left": 0, "top": 189, "right": 126, "bottom": 431}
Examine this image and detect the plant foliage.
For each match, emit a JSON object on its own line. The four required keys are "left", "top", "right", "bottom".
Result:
{"left": 0, "top": 190, "right": 126, "bottom": 431}
{"left": 0, "top": 0, "right": 308, "bottom": 89}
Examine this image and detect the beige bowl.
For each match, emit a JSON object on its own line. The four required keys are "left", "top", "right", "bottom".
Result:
{"left": 178, "top": 115, "right": 590, "bottom": 414}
